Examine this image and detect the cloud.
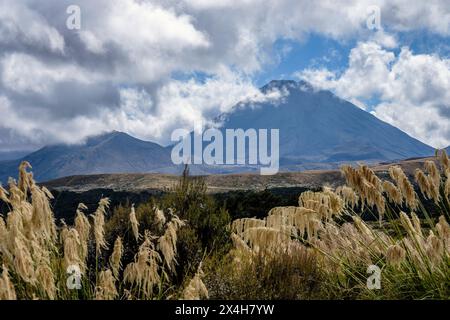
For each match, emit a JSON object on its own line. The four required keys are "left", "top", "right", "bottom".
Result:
{"left": 297, "top": 41, "right": 450, "bottom": 148}
{"left": 1, "top": 53, "right": 92, "bottom": 94}
{"left": 0, "top": 0, "right": 449, "bottom": 151}
{"left": 104, "top": 69, "right": 287, "bottom": 145}
{"left": 0, "top": 1, "right": 65, "bottom": 53}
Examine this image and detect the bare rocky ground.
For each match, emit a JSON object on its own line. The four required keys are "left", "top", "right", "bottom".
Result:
{"left": 42, "top": 157, "right": 434, "bottom": 193}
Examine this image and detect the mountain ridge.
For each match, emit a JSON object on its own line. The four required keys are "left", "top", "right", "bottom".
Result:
{"left": 0, "top": 80, "right": 436, "bottom": 183}
{"left": 0, "top": 131, "right": 175, "bottom": 183}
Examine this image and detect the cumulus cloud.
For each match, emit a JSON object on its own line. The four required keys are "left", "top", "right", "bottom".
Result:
{"left": 297, "top": 42, "right": 450, "bottom": 148}
{"left": 0, "top": 0, "right": 449, "bottom": 151}
{"left": 0, "top": 1, "right": 65, "bottom": 53}
{"left": 1, "top": 53, "right": 93, "bottom": 94}
{"left": 104, "top": 69, "right": 288, "bottom": 145}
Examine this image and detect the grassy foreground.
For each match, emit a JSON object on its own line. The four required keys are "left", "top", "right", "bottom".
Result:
{"left": 1, "top": 151, "right": 450, "bottom": 300}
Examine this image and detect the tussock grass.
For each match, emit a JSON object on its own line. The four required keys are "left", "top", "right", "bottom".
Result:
{"left": 0, "top": 162, "right": 206, "bottom": 300}
{"left": 224, "top": 150, "right": 450, "bottom": 299}
{"left": 2, "top": 151, "right": 450, "bottom": 300}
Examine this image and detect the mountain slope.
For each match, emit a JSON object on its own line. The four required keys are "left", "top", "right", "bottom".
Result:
{"left": 0, "top": 150, "right": 32, "bottom": 161}
{"left": 43, "top": 156, "right": 433, "bottom": 193}
{"left": 0, "top": 80, "right": 436, "bottom": 182}
{"left": 217, "top": 80, "right": 434, "bottom": 166}
{"left": 0, "top": 131, "right": 174, "bottom": 183}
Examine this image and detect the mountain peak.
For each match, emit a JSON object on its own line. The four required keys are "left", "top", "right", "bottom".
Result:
{"left": 267, "top": 79, "right": 297, "bottom": 86}
{"left": 220, "top": 80, "right": 434, "bottom": 164}
{"left": 261, "top": 79, "right": 313, "bottom": 93}
{"left": 93, "top": 130, "right": 127, "bottom": 139}
{"left": 85, "top": 130, "right": 135, "bottom": 146}
{"left": 0, "top": 131, "right": 174, "bottom": 182}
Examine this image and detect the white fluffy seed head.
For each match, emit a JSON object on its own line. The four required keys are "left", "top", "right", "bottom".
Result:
{"left": 129, "top": 205, "right": 140, "bottom": 242}
{"left": 110, "top": 236, "right": 123, "bottom": 278}
{"left": 91, "top": 198, "right": 109, "bottom": 255}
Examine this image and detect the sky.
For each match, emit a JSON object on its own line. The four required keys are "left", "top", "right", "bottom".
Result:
{"left": 0, "top": 0, "right": 449, "bottom": 152}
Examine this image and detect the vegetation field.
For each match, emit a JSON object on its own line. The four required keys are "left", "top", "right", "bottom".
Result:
{"left": 1, "top": 151, "right": 450, "bottom": 300}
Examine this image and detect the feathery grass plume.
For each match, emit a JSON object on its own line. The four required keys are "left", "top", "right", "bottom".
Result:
{"left": 30, "top": 184, "right": 57, "bottom": 242}
{"left": 351, "top": 164, "right": 384, "bottom": 207}
{"left": 268, "top": 207, "right": 290, "bottom": 226}
{"left": 4, "top": 211, "right": 24, "bottom": 264}
{"left": 385, "top": 244, "right": 406, "bottom": 267}
{"left": 265, "top": 210, "right": 296, "bottom": 236}
{"left": 374, "top": 192, "right": 386, "bottom": 221}
{"left": 7, "top": 177, "right": 25, "bottom": 206}
{"left": 18, "top": 161, "right": 32, "bottom": 194}
{"left": 232, "top": 218, "right": 266, "bottom": 236}
{"left": 129, "top": 204, "right": 140, "bottom": 242}
{"left": 13, "top": 237, "right": 35, "bottom": 283}
{"left": 229, "top": 233, "right": 253, "bottom": 268}
{"left": 439, "top": 149, "right": 449, "bottom": 172}
{"left": 411, "top": 213, "right": 424, "bottom": 238}
{"left": 35, "top": 265, "right": 56, "bottom": 299}
{"left": 352, "top": 216, "right": 375, "bottom": 242}
{"left": 231, "top": 233, "right": 251, "bottom": 253}
{"left": 401, "top": 237, "right": 426, "bottom": 268}
{"left": 268, "top": 206, "right": 288, "bottom": 216}
{"left": 341, "top": 165, "right": 361, "bottom": 191}
{"left": 91, "top": 198, "right": 110, "bottom": 255}
{"left": 435, "top": 216, "right": 450, "bottom": 243}
{"left": 7, "top": 177, "right": 34, "bottom": 230}
{"left": 265, "top": 213, "right": 284, "bottom": 230}
{"left": 424, "top": 161, "right": 441, "bottom": 203}
{"left": 74, "top": 203, "right": 90, "bottom": 263}
{"left": 299, "top": 189, "right": 343, "bottom": 221}
{"left": 445, "top": 176, "right": 450, "bottom": 200}
{"left": 267, "top": 206, "right": 319, "bottom": 239}
{"left": 229, "top": 162, "right": 450, "bottom": 299}
{"left": 323, "top": 187, "right": 344, "bottom": 217}
{"left": 0, "top": 185, "right": 9, "bottom": 204}
{"left": 109, "top": 236, "right": 123, "bottom": 278}
{"left": 389, "top": 166, "right": 417, "bottom": 210}
{"left": 154, "top": 207, "right": 166, "bottom": 229}
{"left": 62, "top": 227, "right": 82, "bottom": 271}
{"left": 383, "top": 181, "right": 403, "bottom": 206}
{"left": 158, "top": 216, "right": 185, "bottom": 271}
{"left": 425, "top": 231, "right": 444, "bottom": 264}
{"left": 399, "top": 212, "right": 422, "bottom": 241}
{"left": 124, "top": 231, "right": 161, "bottom": 298}
{"left": 268, "top": 206, "right": 299, "bottom": 226}
{"left": 341, "top": 164, "right": 382, "bottom": 191}
{"left": 415, "top": 169, "right": 432, "bottom": 199}
{"left": 0, "top": 217, "right": 11, "bottom": 263}
{"left": 242, "top": 227, "right": 291, "bottom": 253}
{"left": 424, "top": 160, "right": 441, "bottom": 185}
{"left": 341, "top": 165, "right": 385, "bottom": 218}
{"left": 30, "top": 237, "right": 51, "bottom": 269}
{"left": 295, "top": 207, "right": 321, "bottom": 239}
{"left": 360, "top": 164, "right": 383, "bottom": 190}
{"left": 95, "top": 269, "right": 118, "bottom": 300}
{"left": 243, "top": 217, "right": 266, "bottom": 230}
{"left": 182, "top": 263, "right": 209, "bottom": 300}
{"left": 311, "top": 221, "right": 373, "bottom": 265}
{"left": 336, "top": 185, "right": 358, "bottom": 209}
{"left": 0, "top": 265, "right": 16, "bottom": 300}
{"left": 382, "top": 181, "right": 403, "bottom": 205}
